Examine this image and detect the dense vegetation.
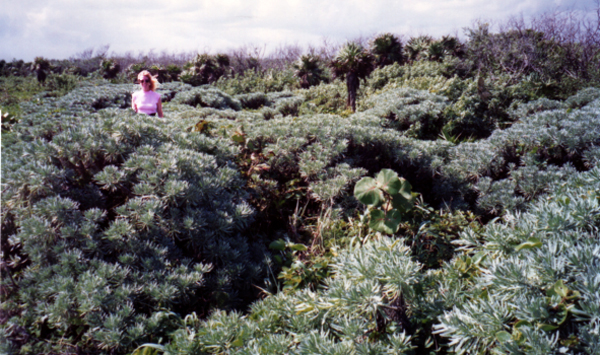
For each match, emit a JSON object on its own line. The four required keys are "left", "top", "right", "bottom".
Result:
{"left": 2, "top": 11, "right": 600, "bottom": 355}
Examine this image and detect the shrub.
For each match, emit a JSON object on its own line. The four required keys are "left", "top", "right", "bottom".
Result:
{"left": 31, "top": 57, "right": 50, "bottom": 83}
{"left": 180, "top": 53, "right": 230, "bottom": 86}
{"left": 44, "top": 73, "right": 80, "bottom": 95}
{"left": 362, "top": 87, "right": 449, "bottom": 140}
{"left": 441, "top": 90, "right": 600, "bottom": 215}
{"left": 172, "top": 86, "right": 242, "bottom": 110}
{"left": 298, "top": 80, "right": 349, "bottom": 115}
{"left": 1, "top": 96, "right": 270, "bottom": 353}
{"left": 164, "top": 237, "right": 420, "bottom": 354}
{"left": 436, "top": 166, "right": 600, "bottom": 354}
{"left": 508, "top": 97, "right": 564, "bottom": 119}
{"left": 367, "top": 62, "right": 405, "bottom": 91}
{"left": 100, "top": 58, "right": 121, "bottom": 79}
{"left": 215, "top": 68, "right": 298, "bottom": 95}
{"left": 235, "top": 92, "right": 270, "bottom": 110}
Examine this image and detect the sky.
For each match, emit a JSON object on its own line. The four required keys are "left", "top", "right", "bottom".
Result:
{"left": 1, "top": 0, "right": 597, "bottom": 61}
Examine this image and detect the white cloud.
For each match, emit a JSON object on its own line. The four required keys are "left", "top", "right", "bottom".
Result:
{"left": 0, "top": 0, "right": 597, "bottom": 61}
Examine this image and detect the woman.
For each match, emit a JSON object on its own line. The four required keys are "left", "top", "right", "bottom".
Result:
{"left": 131, "top": 70, "right": 164, "bottom": 117}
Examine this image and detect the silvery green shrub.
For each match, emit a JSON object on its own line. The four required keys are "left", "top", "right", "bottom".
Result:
{"left": 1, "top": 90, "right": 269, "bottom": 353}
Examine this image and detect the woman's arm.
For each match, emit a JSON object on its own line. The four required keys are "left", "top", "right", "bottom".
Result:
{"left": 157, "top": 99, "right": 164, "bottom": 118}
{"left": 131, "top": 92, "right": 138, "bottom": 112}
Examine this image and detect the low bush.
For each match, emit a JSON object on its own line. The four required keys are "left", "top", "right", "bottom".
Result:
{"left": 235, "top": 92, "right": 270, "bottom": 110}
{"left": 171, "top": 86, "right": 242, "bottom": 110}
{"left": 1, "top": 97, "right": 270, "bottom": 353}
{"left": 215, "top": 68, "right": 299, "bottom": 95}
{"left": 362, "top": 87, "right": 449, "bottom": 140}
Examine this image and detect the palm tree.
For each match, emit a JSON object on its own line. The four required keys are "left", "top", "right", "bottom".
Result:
{"left": 439, "top": 35, "right": 465, "bottom": 58}
{"left": 329, "top": 42, "right": 375, "bottom": 112}
{"left": 404, "top": 36, "right": 433, "bottom": 62}
{"left": 425, "top": 41, "right": 445, "bottom": 62}
{"left": 31, "top": 57, "right": 50, "bottom": 83}
{"left": 293, "top": 54, "right": 326, "bottom": 89}
{"left": 370, "top": 33, "right": 403, "bottom": 67}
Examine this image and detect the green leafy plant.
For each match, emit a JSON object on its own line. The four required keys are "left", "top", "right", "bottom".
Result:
{"left": 268, "top": 238, "right": 330, "bottom": 292}
{"left": 354, "top": 169, "right": 417, "bottom": 234}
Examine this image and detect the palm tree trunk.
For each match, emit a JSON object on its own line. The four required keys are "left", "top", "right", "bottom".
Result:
{"left": 346, "top": 72, "right": 359, "bottom": 112}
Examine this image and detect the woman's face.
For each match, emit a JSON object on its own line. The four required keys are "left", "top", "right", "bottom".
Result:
{"left": 139, "top": 76, "right": 151, "bottom": 90}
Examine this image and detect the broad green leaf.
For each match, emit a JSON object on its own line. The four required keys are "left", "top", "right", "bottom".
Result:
{"left": 369, "top": 209, "right": 402, "bottom": 234}
{"left": 555, "top": 303, "right": 569, "bottom": 325}
{"left": 232, "top": 132, "right": 246, "bottom": 144}
{"left": 514, "top": 320, "right": 532, "bottom": 329}
{"left": 231, "top": 330, "right": 245, "bottom": 347}
{"left": 539, "top": 324, "right": 559, "bottom": 331}
{"left": 132, "top": 344, "right": 165, "bottom": 355}
{"left": 397, "top": 178, "right": 413, "bottom": 200}
{"left": 289, "top": 243, "right": 308, "bottom": 251}
{"left": 472, "top": 251, "right": 487, "bottom": 265}
{"left": 566, "top": 290, "right": 581, "bottom": 300}
{"left": 269, "top": 239, "right": 286, "bottom": 251}
{"left": 376, "top": 169, "right": 402, "bottom": 195}
{"left": 495, "top": 331, "right": 512, "bottom": 343}
{"left": 354, "top": 177, "right": 384, "bottom": 206}
{"left": 515, "top": 237, "right": 542, "bottom": 251}
{"left": 391, "top": 193, "right": 414, "bottom": 212}
{"left": 548, "top": 279, "right": 569, "bottom": 298}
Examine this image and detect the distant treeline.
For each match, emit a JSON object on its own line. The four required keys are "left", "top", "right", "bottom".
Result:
{"left": 2, "top": 9, "right": 599, "bottom": 97}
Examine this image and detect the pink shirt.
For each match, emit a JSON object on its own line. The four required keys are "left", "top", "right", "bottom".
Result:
{"left": 133, "top": 90, "right": 161, "bottom": 114}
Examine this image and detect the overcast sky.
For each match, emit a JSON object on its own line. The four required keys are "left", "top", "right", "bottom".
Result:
{"left": 1, "top": 0, "right": 597, "bottom": 61}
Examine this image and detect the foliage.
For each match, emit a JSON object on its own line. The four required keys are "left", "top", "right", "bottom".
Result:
{"left": 297, "top": 80, "right": 349, "bottom": 115}
{"left": 100, "top": 58, "right": 121, "bottom": 79}
{"left": 405, "top": 35, "right": 434, "bottom": 62}
{"left": 44, "top": 73, "right": 81, "bottom": 96}
{"left": 0, "top": 59, "right": 31, "bottom": 77}
{"left": 126, "top": 62, "right": 149, "bottom": 82}
{"left": 362, "top": 87, "right": 449, "bottom": 140}
{"left": 30, "top": 57, "right": 50, "bottom": 83}
{"left": 0, "top": 76, "right": 45, "bottom": 114}
{"left": 354, "top": 169, "right": 416, "bottom": 234}
{"left": 435, "top": 166, "right": 600, "bottom": 354}
{"left": 268, "top": 239, "right": 330, "bottom": 293}
{"left": 370, "top": 33, "right": 404, "bottom": 67}
{"left": 292, "top": 54, "right": 328, "bottom": 89}
{"left": 329, "top": 42, "right": 376, "bottom": 112}
{"left": 1, "top": 108, "right": 18, "bottom": 132}
{"left": 180, "top": 54, "right": 230, "bottom": 86}
{"left": 172, "top": 85, "right": 242, "bottom": 110}
{"left": 215, "top": 68, "right": 298, "bottom": 95}
{"left": 461, "top": 14, "right": 600, "bottom": 99}
{"left": 1, "top": 88, "right": 272, "bottom": 353}
{"left": 163, "top": 237, "right": 420, "bottom": 354}
{"left": 2, "top": 22, "right": 600, "bottom": 354}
